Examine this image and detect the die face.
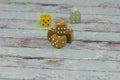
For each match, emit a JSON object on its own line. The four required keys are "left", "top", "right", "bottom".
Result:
{"left": 40, "top": 14, "right": 51, "bottom": 28}
{"left": 56, "top": 26, "right": 67, "bottom": 35}
{"left": 55, "top": 20, "right": 68, "bottom": 35}
{"left": 51, "top": 34, "right": 67, "bottom": 49}
{"left": 70, "top": 11, "right": 81, "bottom": 24}
{"left": 47, "top": 28, "right": 55, "bottom": 41}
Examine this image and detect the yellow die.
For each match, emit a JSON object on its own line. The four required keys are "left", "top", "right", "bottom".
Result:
{"left": 40, "top": 14, "right": 52, "bottom": 28}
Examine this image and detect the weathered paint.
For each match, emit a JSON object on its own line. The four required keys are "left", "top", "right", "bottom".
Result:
{"left": 0, "top": 0, "right": 120, "bottom": 80}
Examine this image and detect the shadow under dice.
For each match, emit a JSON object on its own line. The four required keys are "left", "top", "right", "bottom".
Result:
{"left": 51, "top": 34, "right": 67, "bottom": 49}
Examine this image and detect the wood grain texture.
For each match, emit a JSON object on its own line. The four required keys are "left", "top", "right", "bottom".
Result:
{"left": 1, "top": 67, "right": 120, "bottom": 80}
{"left": 1, "top": 0, "right": 120, "bottom": 8}
{"left": 0, "top": 38, "right": 120, "bottom": 51}
{"left": 0, "top": 47, "right": 120, "bottom": 60}
{"left": 0, "top": 3, "right": 120, "bottom": 16}
{"left": 0, "top": 28, "right": 120, "bottom": 42}
{"left": 0, "top": 11, "right": 120, "bottom": 24}
{"left": 0, "top": 0, "right": 120, "bottom": 80}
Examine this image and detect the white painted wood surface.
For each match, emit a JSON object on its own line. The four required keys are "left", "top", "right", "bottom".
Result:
{"left": 0, "top": 0, "right": 120, "bottom": 80}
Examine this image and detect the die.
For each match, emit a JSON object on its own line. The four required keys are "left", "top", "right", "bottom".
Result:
{"left": 47, "top": 20, "right": 74, "bottom": 49}
{"left": 70, "top": 9, "right": 81, "bottom": 24}
{"left": 66, "top": 29, "right": 74, "bottom": 43}
{"left": 55, "top": 20, "right": 68, "bottom": 36}
{"left": 51, "top": 34, "right": 67, "bottom": 49}
{"left": 47, "top": 28, "right": 55, "bottom": 42}
{"left": 40, "top": 14, "right": 52, "bottom": 28}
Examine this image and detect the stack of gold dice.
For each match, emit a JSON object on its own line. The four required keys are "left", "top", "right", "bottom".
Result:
{"left": 47, "top": 20, "right": 73, "bottom": 49}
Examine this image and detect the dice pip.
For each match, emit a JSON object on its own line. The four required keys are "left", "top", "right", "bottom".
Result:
{"left": 40, "top": 14, "right": 52, "bottom": 28}
{"left": 70, "top": 8, "right": 81, "bottom": 24}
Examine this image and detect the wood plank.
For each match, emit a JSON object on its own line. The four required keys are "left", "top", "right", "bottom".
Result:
{"left": 0, "top": 68, "right": 120, "bottom": 80}
{"left": 1, "top": 57, "right": 120, "bottom": 72}
{"left": 0, "top": 20, "right": 120, "bottom": 33}
{"left": 0, "top": 37, "right": 119, "bottom": 51}
{"left": 0, "top": 19, "right": 120, "bottom": 33}
{"left": 0, "top": 3, "right": 120, "bottom": 16}
{"left": 0, "top": 28, "right": 120, "bottom": 42}
{"left": 1, "top": 0, "right": 120, "bottom": 8}
{"left": 0, "top": 67, "right": 120, "bottom": 80}
{"left": 0, "top": 47, "right": 120, "bottom": 61}
{"left": 0, "top": 11, "right": 120, "bottom": 24}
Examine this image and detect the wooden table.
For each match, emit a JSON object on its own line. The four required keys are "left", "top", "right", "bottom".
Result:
{"left": 0, "top": 0, "right": 120, "bottom": 80}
